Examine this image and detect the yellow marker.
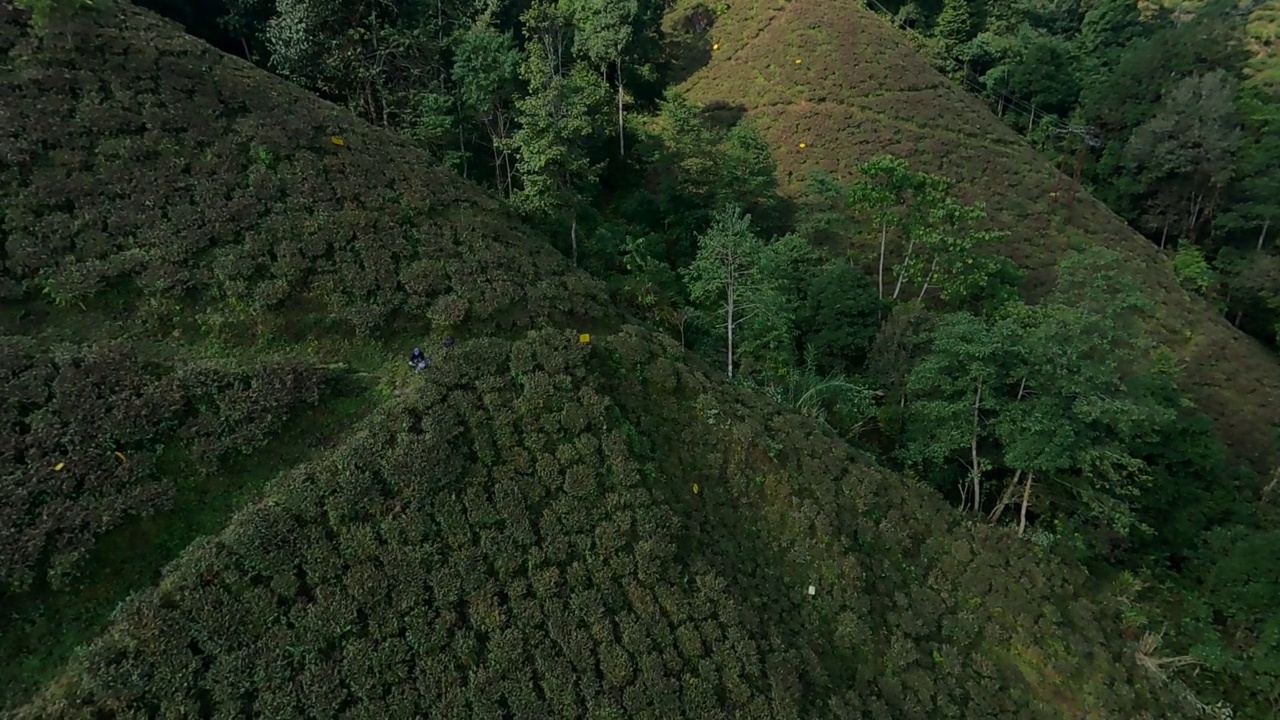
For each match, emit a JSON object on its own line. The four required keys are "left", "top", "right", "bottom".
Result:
{"left": 114, "top": 451, "right": 127, "bottom": 463}
{"left": 579, "top": 334, "right": 590, "bottom": 344}
{"left": 53, "top": 462, "right": 65, "bottom": 471}
{"left": 330, "top": 136, "right": 345, "bottom": 146}
{"left": 692, "top": 483, "right": 700, "bottom": 494}
{"left": 795, "top": 59, "right": 803, "bottom": 64}
{"left": 798, "top": 142, "right": 807, "bottom": 149}
{"left": 712, "top": 43, "right": 719, "bottom": 51}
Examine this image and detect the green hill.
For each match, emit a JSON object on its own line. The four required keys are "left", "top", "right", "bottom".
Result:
{"left": 0, "top": 0, "right": 1198, "bottom": 716}
{"left": 669, "top": 0, "right": 1280, "bottom": 478}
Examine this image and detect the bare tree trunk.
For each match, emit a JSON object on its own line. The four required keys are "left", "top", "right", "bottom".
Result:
{"left": 1260, "top": 219, "right": 1271, "bottom": 251}
{"left": 989, "top": 469, "right": 1023, "bottom": 524}
{"left": 892, "top": 235, "right": 917, "bottom": 299}
{"left": 969, "top": 380, "right": 983, "bottom": 514}
{"left": 726, "top": 282, "right": 735, "bottom": 379}
{"left": 877, "top": 220, "right": 888, "bottom": 299}
{"left": 490, "top": 125, "right": 504, "bottom": 196}
{"left": 617, "top": 58, "right": 626, "bottom": 157}
{"left": 1159, "top": 217, "right": 1170, "bottom": 250}
{"left": 918, "top": 256, "right": 939, "bottom": 300}
{"left": 571, "top": 215, "right": 578, "bottom": 266}
{"left": 1017, "top": 471, "right": 1035, "bottom": 537}
{"left": 1187, "top": 192, "right": 1204, "bottom": 241}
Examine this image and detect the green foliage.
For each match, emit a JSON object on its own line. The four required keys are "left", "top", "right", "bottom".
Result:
{"left": 0, "top": 337, "right": 332, "bottom": 593}
{"left": 7, "top": 0, "right": 1278, "bottom": 716}
{"left": 933, "top": 0, "right": 978, "bottom": 57}
{"left": 796, "top": 262, "right": 884, "bottom": 375}
{"left": 681, "top": 206, "right": 794, "bottom": 379}
{"left": 14, "top": 0, "right": 92, "bottom": 28}
{"left": 9, "top": 329, "right": 1188, "bottom": 718}
{"left": 511, "top": 1, "right": 611, "bottom": 259}
{"left": 1216, "top": 247, "right": 1280, "bottom": 340}
{"left": 841, "top": 155, "right": 1016, "bottom": 306}
{"left": 899, "top": 249, "right": 1180, "bottom": 538}
{"left": 452, "top": 22, "right": 522, "bottom": 195}
{"left": 752, "top": 348, "right": 881, "bottom": 438}
{"left": 1172, "top": 244, "right": 1216, "bottom": 297}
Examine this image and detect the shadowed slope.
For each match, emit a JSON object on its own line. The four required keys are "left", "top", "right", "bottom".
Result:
{"left": 11, "top": 328, "right": 1186, "bottom": 719}
{"left": 672, "top": 0, "right": 1280, "bottom": 475}
{"left": 0, "top": 1, "right": 1188, "bottom": 717}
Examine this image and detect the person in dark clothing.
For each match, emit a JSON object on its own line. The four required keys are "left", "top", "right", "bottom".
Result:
{"left": 409, "top": 347, "right": 430, "bottom": 373}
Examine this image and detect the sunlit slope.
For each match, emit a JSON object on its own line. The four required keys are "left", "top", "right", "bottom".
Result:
{"left": 672, "top": 0, "right": 1280, "bottom": 474}
{"left": 0, "top": 1, "right": 1187, "bottom": 717}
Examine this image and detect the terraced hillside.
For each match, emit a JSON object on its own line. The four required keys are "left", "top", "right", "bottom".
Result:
{"left": 670, "top": 0, "right": 1280, "bottom": 476}
{"left": 0, "top": 0, "right": 1194, "bottom": 717}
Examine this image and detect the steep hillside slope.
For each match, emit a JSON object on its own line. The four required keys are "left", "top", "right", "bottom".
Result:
{"left": 670, "top": 0, "right": 1280, "bottom": 475}
{"left": 1, "top": 1, "right": 1188, "bottom": 717}
{"left": 11, "top": 328, "right": 1185, "bottom": 719}
{"left": 0, "top": 0, "right": 615, "bottom": 703}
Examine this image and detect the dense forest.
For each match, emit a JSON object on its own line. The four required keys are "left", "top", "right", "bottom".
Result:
{"left": 875, "top": 0, "right": 1280, "bottom": 349}
{"left": 3, "top": 0, "right": 1278, "bottom": 716}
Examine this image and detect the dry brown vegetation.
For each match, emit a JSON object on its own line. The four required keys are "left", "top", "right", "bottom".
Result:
{"left": 670, "top": 0, "right": 1280, "bottom": 476}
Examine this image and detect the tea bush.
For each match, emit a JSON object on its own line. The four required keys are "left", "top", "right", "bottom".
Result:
{"left": 0, "top": 335, "right": 335, "bottom": 592}
{"left": 13, "top": 330, "right": 1184, "bottom": 718}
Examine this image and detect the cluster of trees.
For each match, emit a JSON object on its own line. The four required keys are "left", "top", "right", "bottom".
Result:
{"left": 879, "top": 0, "right": 1280, "bottom": 349}
{"left": 16, "top": 330, "right": 1184, "bottom": 717}
{"left": 579, "top": 108, "right": 1276, "bottom": 710}
{"left": 0, "top": 336, "right": 334, "bottom": 593}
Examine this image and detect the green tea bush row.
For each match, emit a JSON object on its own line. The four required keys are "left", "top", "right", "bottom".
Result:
{"left": 0, "top": 3, "right": 616, "bottom": 337}
{"left": 0, "top": 336, "right": 333, "bottom": 592}
{"left": 14, "top": 330, "right": 1185, "bottom": 718}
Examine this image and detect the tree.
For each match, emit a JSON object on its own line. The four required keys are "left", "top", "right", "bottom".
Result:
{"left": 906, "top": 195, "right": 1012, "bottom": 305}
{"left": 1216, "top": 248, "right": 1280, "bottom": 333}
{"left": 900, "top": 310, "right": 1005, "bottom": 515}
{"left": 1217, "top": 86, "right": 1280, "bottom": 251}
{"left": 1074, "top": 0, "right": 1143, "bottom": 84}
{"left": 567, "top": 0, "right": 638, "bottom": 156}
{"left": 933, "top": 0, "right": 978, "bottom": 64}
{"left": 681, "top": 206, "right": 790, "bottom": 379}
{"left": 797, "top": 263, "right": 884, "bottom": 375}
{"left": 1001, "top": 31, "right": 1080, "bottom": 116}
{"left": 1125, "top": 70, "right": 1243, "bottom": 245}
{"left": 1172, "top": 245, "right": 1216, "bottom": 297}
{"left": 452, "top": 22, "right": 522, "bottom": 197}
{"left": 719, "top": 121, "right": 787, "bottom": 236}
{"left": 846, "top": 156, "right": 918, "bottom": 300}
{"left": 901, "top": 249, "right": 1180, "bottom": 538}
{"left": 512, "top": 0, "right": 610, "bottom": 264}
